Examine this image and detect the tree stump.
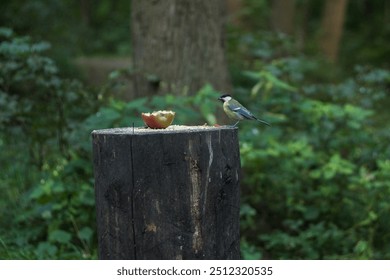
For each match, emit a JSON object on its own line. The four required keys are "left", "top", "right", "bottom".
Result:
{"left": 92, "top": 126, "right": 241, "bottom": 260}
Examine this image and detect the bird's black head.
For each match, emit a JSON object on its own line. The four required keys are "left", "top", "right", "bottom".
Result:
{"left": 218, "top": 94, "right": 231, "bottom": 102}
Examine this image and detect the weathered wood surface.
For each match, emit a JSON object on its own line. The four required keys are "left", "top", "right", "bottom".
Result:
{"left": 92, "top": 126, "right": 240, "bottom": 259}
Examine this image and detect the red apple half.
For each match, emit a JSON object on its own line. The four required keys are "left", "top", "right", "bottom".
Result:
{"left": 141, "top": 110, "right": 176, "bottom": 129}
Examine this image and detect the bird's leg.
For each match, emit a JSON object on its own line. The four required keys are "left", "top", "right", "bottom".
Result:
{"left": 232, "top": 121, "right": 240, "bottom": 127}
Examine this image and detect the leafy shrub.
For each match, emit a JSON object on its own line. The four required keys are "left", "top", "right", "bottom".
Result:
{"left": 0, "top": 28, "right": 100, "bottom": 259}
{"left": 235, "top": 42, "right": 390, "bottom": 259}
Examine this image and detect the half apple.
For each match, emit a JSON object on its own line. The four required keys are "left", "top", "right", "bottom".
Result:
{"left": 141, "top": 110, "right": 176, "bottom": 129}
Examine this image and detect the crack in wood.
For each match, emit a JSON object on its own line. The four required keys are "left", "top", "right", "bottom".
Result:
{"left": 129, "top": 135, "right": 138, "bottom": 259}
{"left": 188, "top": 139, "right": 203, "bottom": 254}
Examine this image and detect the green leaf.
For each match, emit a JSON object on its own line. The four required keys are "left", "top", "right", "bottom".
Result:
{"left": 0, "top": 27, "right": 13, "bottom": 38}
{"left": 49, "top": 230, "right": 72, "bottom": 244}
{"left": 240, "top": 240, "right": 262, "bottom": 260}
{"left": 242, "top": 70, "right": 261, "bottom": 80}
{"left": 244, "top": 70, "right": 296, "bottom": 93}
{"left": 78, "top": 227, "right": 93, "bottom": 242}
{"left": 36, "top": 242, "right": 58, "bottom": 258}
{"left": 262, "top": 72, "right": 297, "bottom": 92}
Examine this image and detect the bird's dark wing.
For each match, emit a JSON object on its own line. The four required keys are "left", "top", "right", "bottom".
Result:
{"left": 227, "top": 102, "right": 256, "bottom": 120}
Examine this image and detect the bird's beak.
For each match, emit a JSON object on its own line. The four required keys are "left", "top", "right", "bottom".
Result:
{"left": 218, "top": 97, "right": 223, "bottom": 101}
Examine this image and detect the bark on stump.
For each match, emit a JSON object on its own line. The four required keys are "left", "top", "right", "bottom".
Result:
{"left": 92, "top": 126, "right": 240, "bottom": 259}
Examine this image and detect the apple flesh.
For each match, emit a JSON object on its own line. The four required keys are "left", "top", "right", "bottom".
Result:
{"left": 141, "top": 110, "right": 175, "bottom": 129}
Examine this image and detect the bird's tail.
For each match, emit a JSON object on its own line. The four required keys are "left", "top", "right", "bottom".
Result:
{"left": 256, "top": 118, "right": 271, "bottom": 126}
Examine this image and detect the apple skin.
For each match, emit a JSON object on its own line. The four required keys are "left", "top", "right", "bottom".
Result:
{"left": 141, "top": 110, "right": 175, "bottom": 129}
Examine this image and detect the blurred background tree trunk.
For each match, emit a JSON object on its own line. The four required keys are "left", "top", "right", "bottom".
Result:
{"left": 295, "top": 0, "right": 311, "bottom": 50}
{"left": 226, "top": 0, "right": 243, "bottom": 26}
{"left": 320, "top": 0, "right": 349, "bottom": 63}
{"left": 131, "top": 0, "right": 232, "bottom": 98}
{"left": 271, "top": 0, "right": 296, "bottom": 35}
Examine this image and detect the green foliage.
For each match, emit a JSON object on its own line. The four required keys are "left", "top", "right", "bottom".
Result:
{"left": 0, "top": 27, "right": 99, "bottom": 165}
{"left": 0, "top": 28, "right": 100, "bottom": 259}
{"left": 0, "top": 0, "right": 131, "bottom": 56}
{"left": 0, "top": 0, "right": 131, "bottom": 79}
{"left": 234, "top": 37, "right": 390, "bottom": 259}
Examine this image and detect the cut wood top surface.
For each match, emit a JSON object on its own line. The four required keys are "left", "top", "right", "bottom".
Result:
{"left": 92, "top": 125, "right": 236, "bottom": 135}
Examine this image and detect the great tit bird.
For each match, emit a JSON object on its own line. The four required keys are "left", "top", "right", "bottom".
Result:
{"left": 218, "top": 94, "right": 270, "bottom": 127}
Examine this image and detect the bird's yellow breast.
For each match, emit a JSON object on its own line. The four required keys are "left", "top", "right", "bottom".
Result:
{"left": 223, "top": 102, "right": 244, "bottom": 120}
